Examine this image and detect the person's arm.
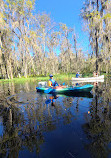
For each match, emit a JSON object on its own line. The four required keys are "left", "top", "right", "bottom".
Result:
{"left": 55, "top": 81, "right": 59, "bottom": 86}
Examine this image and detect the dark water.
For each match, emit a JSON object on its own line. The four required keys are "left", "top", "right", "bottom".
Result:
{"left": 0, "top": 78, "right": 111, "bottom": 158}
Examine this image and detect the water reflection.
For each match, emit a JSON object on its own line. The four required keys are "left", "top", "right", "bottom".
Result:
{"left": 83, "top": 79, "right": 111, "bottom": 158}
{"left": 0, "top": 79, "right": 111, "bottom": 157}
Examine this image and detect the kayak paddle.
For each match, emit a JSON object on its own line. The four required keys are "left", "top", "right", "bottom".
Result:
{"left": 44, "top": 82, "right": 65, "bottom": 94}
{"left": 44, "top": 88, "right": 53, "bottom": 94}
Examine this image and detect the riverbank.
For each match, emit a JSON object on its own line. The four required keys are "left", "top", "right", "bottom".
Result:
{"left": 0, "top": 72, "right": 108, "bottom": 83}
{"left": 0, "top": 74, "right": 74, "bottom": 83}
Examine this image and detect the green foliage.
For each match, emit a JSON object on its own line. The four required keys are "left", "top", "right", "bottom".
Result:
{"left": 26, "top": 0, "right": 33, "bottom": 9}
{"left": 103, "top": 13, "right": 111, "bottom": 19}
{"left": 0, "top": 0, "right": 110, "bottom": 80}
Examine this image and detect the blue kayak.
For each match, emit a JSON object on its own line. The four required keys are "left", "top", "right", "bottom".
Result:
{"left": 36, "top": 84, "right": 94, "bottom": 94}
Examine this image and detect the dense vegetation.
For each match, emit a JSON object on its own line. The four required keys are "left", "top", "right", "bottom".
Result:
{"left": 0, "top": 0, "right": 111, "bottom": 79}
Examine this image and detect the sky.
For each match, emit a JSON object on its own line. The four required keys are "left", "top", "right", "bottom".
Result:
{"left": 35, "top": 0, "right": 90, "bottom": 53}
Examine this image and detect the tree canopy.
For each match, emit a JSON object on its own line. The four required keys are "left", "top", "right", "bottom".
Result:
{"left": 0, "top": 0, "right": 111, "bottom": 79}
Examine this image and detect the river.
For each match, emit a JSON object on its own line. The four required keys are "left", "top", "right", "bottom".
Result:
{"left": 0, "top": 78, "right": 111, "bottom": 158}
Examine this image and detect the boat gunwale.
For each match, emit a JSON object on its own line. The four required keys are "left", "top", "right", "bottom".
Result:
{"left": 72, "top": 75, "right": 104, "bottom": 81}
{"left": 36, "top": 84, "right": 94, "bottom": 93}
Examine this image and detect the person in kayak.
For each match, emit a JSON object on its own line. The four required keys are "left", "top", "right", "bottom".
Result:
{"left": 93, "top": 71, "right": 96, "bottom": 77}
{"left": 93, "top": 71, "right": 99, "bottom": 77}
{"left": 76, "top": 72, "right": 80, "bottom": 78}
{"left": 48, "top": 74, "right": 59, "bottom": 87}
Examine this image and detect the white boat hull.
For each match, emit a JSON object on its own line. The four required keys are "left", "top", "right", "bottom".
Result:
{"left": 72, "top": 75, "right": 104, "bottom": 81}
{"left": 72, "top": 80, "right": 104, "bottom": 84}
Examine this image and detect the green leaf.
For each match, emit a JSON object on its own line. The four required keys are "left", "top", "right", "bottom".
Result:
{"left": 103, "top": 13, "right": 111, "bottom": 19}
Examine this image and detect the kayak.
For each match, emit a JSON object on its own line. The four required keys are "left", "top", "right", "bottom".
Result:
{"left": 72, "top": 79, "right": 104, "bottom": 83}
{"left": 72, "top": 75, "right": 104, "bottom": 81}
{"left": 36, "top": 84, "right": 94, "bottom": 94}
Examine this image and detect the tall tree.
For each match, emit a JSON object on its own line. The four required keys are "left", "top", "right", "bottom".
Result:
{"left": 81, "top": 0, "right": 111, "bottom": 74}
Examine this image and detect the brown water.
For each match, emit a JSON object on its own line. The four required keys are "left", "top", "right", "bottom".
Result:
{"left": 0, "top": 78, "right": 111, "bottom": 158}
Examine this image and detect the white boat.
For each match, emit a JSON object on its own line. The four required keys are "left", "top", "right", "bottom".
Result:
{"left": 72, "top": 75, "right": 104, "bottom": 81}
{"left": 72, "top": 79, "right": 104, "bottom": 83}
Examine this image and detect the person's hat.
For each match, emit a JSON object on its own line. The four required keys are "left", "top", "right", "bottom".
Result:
{"left": 49, "top": 74, "right": 53, "bottom": 77}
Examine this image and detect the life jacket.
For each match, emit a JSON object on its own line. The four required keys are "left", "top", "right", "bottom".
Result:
{"left": 49, "top": 79, "right": 58, "bottom": 87}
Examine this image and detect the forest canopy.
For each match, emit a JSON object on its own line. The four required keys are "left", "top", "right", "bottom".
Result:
{"left": 0, "top": 0, "right": 111, "bottom": 79}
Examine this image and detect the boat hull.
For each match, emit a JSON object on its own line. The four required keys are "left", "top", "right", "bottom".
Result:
{"left": 72, "top": 75, "right": 104, "bottom": 81}
{"left": 72, "top": 79, "right": 104, "bottom": 83}
{"left": 36, "top": 84, "right": 94, "bottom": 94}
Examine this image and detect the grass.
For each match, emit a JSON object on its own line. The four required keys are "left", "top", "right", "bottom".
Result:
{"left": 0, "top": 72, "right": 109, "bottom": 83}
{"left": 0, "top": 74, "right": 74, "bottom": 83}
{"left": 82, "top": 72, "right": 108, "bottom": 77}
{"left": 0, "top": 77, "right": 48, "bottom": 83}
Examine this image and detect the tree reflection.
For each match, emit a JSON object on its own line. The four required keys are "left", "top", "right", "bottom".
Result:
{"left": 3, "top": 80, "right": 111, "bottom": 157}
{"left": 0, "top": 88, "right": 77, "bottom": 157}
{"left": 83, "top": 79, "right": 111, "bottom": 158}
{"left": 0, "top": 106, "right": 45, "bottom": 157}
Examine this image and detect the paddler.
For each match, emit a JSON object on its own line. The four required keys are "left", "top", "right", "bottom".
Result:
{"left": 76, "top": 72, "right": 80, "bottom": 78}
{"left": 48, "top": 74, "right": 59, "bottom": 88}
{"left": 48, "top": 74, "right": 66, "bottom": 89}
